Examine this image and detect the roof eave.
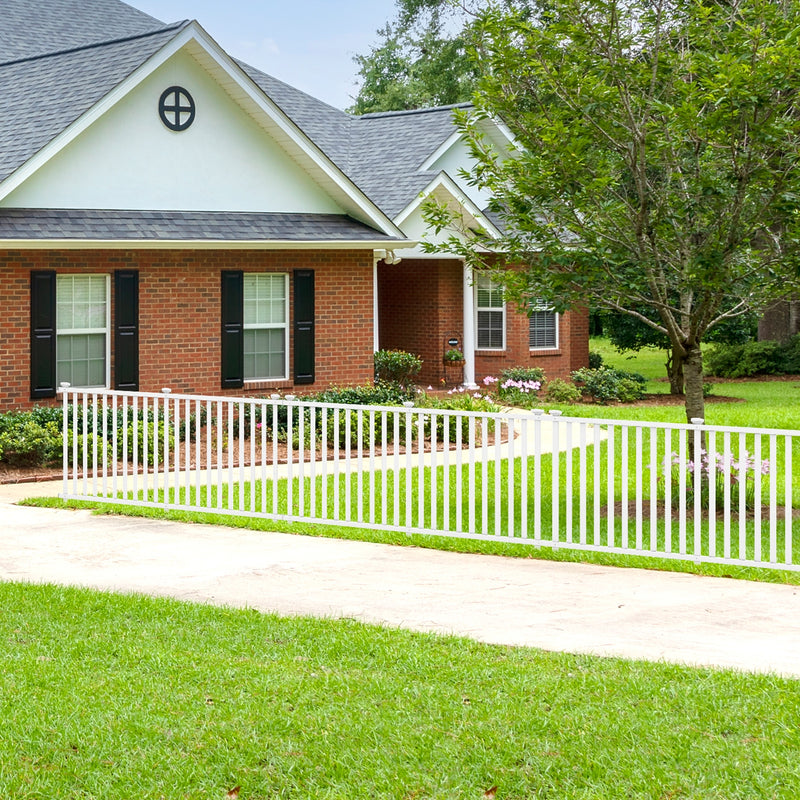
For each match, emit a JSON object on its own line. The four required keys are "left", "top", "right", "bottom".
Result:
{"left": 0, "top": 237, "right": 415, "bottom": 251}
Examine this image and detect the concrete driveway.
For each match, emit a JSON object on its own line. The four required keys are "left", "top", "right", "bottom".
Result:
{"left": 2, "top": 478, "right": 800, "bottom": 678}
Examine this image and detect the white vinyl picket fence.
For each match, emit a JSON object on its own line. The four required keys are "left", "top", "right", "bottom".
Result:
{"left": 59, "top": 386, "right": 799, "bottom": 571}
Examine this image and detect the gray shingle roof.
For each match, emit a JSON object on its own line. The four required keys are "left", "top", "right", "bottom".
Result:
{"left": 0, "top": 0, "right": 469, "bottom": 227}
{"left": 0, "top": 208, "right": 399, "bottom": 241}
{"left": 0, "top": 0, "right": 167, "bottom": 62}
{"left": 0, "top": 25, "right": 187, "bottom": 184}
{"left": 348, "top": 106, "right": 467, "bottom": 219}
{"left": 234, "top": 65, "right": 466, "bottom": 220}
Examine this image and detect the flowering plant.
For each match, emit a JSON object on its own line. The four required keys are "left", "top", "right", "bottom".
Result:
{"left": 481, "top": 369, "right": 543, "bottom": 407}
{"left": 667, "top": 449, "right": 770, "bottom": 510}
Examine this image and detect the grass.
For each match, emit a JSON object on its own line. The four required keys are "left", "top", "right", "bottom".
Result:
{"left": 580, "top": 338, "right": 800, "bottom": 429}
{"left": 2, "top": 580, "right": 800, "bottom": 799}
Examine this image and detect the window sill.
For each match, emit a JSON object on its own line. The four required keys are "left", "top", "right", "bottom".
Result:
{"left": 529, "top": 349, "right": 561, "bottom": 357}
{"left": 243, "top": 379, "right": 292, "bottom": 391}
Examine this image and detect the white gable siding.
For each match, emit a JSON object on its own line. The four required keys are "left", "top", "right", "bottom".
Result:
{"left": 2, "top": 49, "right": 342, "bottom": 213}
{"left": 425, "top": 135, "right": 492, "bottom": 213}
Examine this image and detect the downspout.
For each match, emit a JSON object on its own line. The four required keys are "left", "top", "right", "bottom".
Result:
{"left": 462, "top": 259, "right": 477, "bottom": 388}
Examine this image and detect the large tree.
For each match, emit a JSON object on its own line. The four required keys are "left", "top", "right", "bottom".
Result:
{"left": 349, "top": 0, "right": 529, "bottom": 114}
{"left": 428, "top": 0, "right": 800, "bottom": 421}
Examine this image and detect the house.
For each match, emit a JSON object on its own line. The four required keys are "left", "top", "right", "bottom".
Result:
{"left": 0, "top": 0, "right": 588, "bottom": 411}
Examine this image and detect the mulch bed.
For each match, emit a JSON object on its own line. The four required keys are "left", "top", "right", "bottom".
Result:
{"left": 603, "top": 500, "right": 800, "bottom": 521}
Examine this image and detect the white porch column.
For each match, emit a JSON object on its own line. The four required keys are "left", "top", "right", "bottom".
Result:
{"left": 462, "top": 259, "right": 477, "bottom": 388}
{"left": 373, "top": 253, "right": 381, "bottom": 352}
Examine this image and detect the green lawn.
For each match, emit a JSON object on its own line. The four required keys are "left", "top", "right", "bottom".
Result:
{"left": 2, "top": 581, "right": 799, "bottom": 799}
{"left": 577, "top": 338, "right": 800, "bottom": 429}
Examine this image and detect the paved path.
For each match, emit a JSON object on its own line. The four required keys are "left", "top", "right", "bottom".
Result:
{"left": 2, "top": 479, "right": 800, "bottom": 678}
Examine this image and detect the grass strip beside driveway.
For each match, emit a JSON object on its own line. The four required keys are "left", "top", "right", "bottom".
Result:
{"left": 1, "top": 581, "right": 799, "bottom": 799}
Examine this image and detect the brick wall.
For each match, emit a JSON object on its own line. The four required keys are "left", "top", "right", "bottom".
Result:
{"left": 379, "top": 257, "right": 591, "bottom": 386}
{"left": 0, "top": 248, "right": 374, "bottom": 411}
{"left": 378, "top": 258, "right": 463, "bottom": 385}
{"left": 475, "top": 305, "right": 590, "bottom": 383}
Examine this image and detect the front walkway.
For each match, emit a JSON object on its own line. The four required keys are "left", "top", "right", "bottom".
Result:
{"left": 2, "top": 479, "right": 799, "bottom": 678}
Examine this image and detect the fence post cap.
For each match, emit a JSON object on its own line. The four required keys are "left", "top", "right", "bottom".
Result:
{"left": 161, "top": 387, "right": 172, "bottom": 394}
{"left": 59, "top": 382, "right": 71, "bottom": 388}
{"left": 270, "top": 393, "right": 281, "bottom": 399}
{"left": 549, "top": 410, "right": 563, "bottom": 417}
{"left": 402, "top": 401, "right": 415, "bottom": 408}
{"left": 285, "top": 394, "right": 296, "bottom": 401}
{"left": 531, "top": 408, "right": 545, "bottom": 417}
{"left": 690, "top": 417, "right": 704, "bottom": 425}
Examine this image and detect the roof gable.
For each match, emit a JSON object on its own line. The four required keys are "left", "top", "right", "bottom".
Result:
{"left": 3, "top": 47, "right": 342, "bottom": 214}
{"left": 0, "top": 21, "right": 403, "bottom": 236}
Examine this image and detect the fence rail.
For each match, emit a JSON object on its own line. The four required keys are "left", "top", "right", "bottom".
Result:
{"left": 59, "top": 386, "right": 799, "bottom": 572}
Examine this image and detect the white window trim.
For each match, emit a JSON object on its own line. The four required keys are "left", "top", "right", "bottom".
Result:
{"left": 56, "top": 274, "right": 110, "bottom": 389}
{"left": 529, "top": 301, "right": 559, "bottom": 351}
{"left": 474, "top": 274, "right": 506, "bottom": 351}
{"left": 243, "top": 273, "right": 290, "bottom": 382}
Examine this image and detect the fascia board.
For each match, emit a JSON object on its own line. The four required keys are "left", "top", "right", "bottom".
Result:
{"left": 418, "top": 130, "right": 462, "bottom": 172}
{"left": 0, "top": 238, "right": 417, "bottom": 251}
{"left": 394, "top": 171, "right": 503, "bottom": 239}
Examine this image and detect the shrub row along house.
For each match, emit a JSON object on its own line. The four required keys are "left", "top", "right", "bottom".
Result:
{"left": 0, "top": 0, "right": 589, "bottom": 411}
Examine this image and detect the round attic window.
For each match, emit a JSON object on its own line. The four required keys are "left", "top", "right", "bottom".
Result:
{"left": 158, "top": 86, "right": 195, "bottom": 131}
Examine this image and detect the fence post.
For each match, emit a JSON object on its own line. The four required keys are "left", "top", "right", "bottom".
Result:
{"left": 59, "top": 382, "right": 71, "bottom": 499}
{"left": 690, "top": 417, "right": 704, "bottom": 561}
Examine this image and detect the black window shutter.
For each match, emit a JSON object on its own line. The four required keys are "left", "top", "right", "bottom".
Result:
{"left": 30, "top": 271, "right": 56, "bottom": 399}
{"left": 114, "top": 270, "right": 139, "bottom": 391}
{"left": 221, "top": 270, "right": 244, "bottom": 389}
{"left": 293, "top": 269, "right": 315, "bottom": 385}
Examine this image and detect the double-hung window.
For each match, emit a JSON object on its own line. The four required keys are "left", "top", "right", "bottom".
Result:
{"left": 243, "top": 273, "right": 289, "bottom": 380}
{"left": 56, "top": 275, "right": 109, "bottom": 388}
{"left": 475, "top": 274, "right": 505, "bottom": 349}
{"left": 529, "top": 300, "right": 558, "bottom": 350}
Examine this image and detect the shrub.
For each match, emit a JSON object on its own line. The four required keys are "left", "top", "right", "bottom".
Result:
{"left": 571, "top": 366, "right": 647, "bottom": 404}
{"left": 419, "top": 393, "right": 499, "bottom": 443}
{"left": 374, "top": 349, "right": 422, "bottom": 387}
{"left": 705, "top": 340, "right": 783, "bottom": 378}
{"left": 588, "top": 350, "right": 604, "bottom": 369}
{"left": 312, "top": 383, "right": 415, "bottom": 407}
{"left": 0, "top": 418, "right": 61, "bottom": 467}
{"left": 544, "top": 378, "right": 582, "bottom": 403}
{"left": 499, "top": 366, "right": 545, "bottom": 384}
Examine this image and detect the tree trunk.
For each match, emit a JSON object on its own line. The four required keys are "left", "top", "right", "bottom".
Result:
{"left": 682, "top": 344, "right": 706, "bottom": 423}
{"left": 666, "top": 345, "right": 684, "bottom": 395}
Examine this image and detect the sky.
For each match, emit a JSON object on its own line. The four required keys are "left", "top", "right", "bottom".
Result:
{"left": 131, "top": 0, "right": 399, "bottom": 110}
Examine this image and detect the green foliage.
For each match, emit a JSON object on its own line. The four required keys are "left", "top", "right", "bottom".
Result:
{"left": 419, "top": 392, "right": 499, "bottom": 442}
{"left": 705, "top": 336, "right": 800, "bottom": 378}
{"left": 499, "top": 366, "right": 544, "bottom": 384}
{"left": 544, "top": 377, "right": 582, "bottom": 404}
{"left": 0, "top": 418, "right": 61, "bottom": 467}
{"left": 313, "top": 382, "right": 416, "bottom": 407}
{"left": 588, "top": 350, "right": 604, "bottom": 369}
{"left": 571, "top": 366, "right": 647, "bottom": 404}
{"left": 373, "top": 349, "right": 422, "bottom": 388}
{"left": 428, "top": 0, "right": 800, "bottom": 419}
{"left": 443, "top": 348, "right": 464, "bottom": 362}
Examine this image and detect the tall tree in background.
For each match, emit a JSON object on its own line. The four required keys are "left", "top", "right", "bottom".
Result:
{"left": 350, "top": 0, "right": 530, "bottom": 114}
{"left": 349, "top": 0, "right": 477, "bottom": 113}
{"left": 427, "top": 0, "right": 800, "bottom": 422}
